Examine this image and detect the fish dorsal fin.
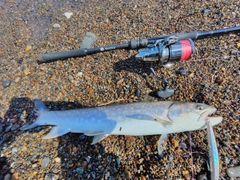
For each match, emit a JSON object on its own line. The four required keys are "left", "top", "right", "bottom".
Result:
{"left": 91, "top": 134, "right": 109, "bottom": 144}
{"left": 43, "top": 126, "right": 69, "bottom": 139}
{"left": 34, "top": 99, "right": 49, "bottom": 111}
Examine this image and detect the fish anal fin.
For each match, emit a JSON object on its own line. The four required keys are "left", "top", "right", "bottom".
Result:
{"left": 43, "top": 126, "right": 68, "bottom": 139}
{"left": 91, "top": 134, "right": 109, "bottom": 145}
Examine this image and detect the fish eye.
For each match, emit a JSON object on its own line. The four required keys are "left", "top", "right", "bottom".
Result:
{"left": 197, "top": 105, "right": 204, "bottom": 110}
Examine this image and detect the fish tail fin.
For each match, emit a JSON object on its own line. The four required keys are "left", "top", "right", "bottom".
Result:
{"left": 21, "top": 99, "right": 49, "bottom": 131}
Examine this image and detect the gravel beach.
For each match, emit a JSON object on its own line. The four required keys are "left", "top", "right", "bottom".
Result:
{"left": 0, "top": 0, "right": 239, "bottom": 179}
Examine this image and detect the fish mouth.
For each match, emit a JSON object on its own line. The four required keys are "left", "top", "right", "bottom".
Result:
{"left": 199, "top": 106, "right": 223, "bottom": 126}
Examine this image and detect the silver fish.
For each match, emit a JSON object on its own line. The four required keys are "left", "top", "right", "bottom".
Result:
{"left": 21, "top": 100, "right": 222, "bottom": 146}
{"left": 207, "top": 120, "right": 220, "bottom": 180}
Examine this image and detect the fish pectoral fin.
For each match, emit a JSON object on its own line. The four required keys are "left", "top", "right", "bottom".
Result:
{"left": 152, "top": 115, "right": 172, "bottom": 124}
{"left": 91, "top": 134, "right": 109, "bottom": 144}
{"left": 43, "top": 126, "right": 69, "bottom": 139}
{"left": 158, "top": 134, "right": 168, "bottom": 156}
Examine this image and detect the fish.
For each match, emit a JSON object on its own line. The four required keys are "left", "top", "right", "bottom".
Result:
{"left": 21, "top": 100, "right": 222, "bottom": 149}
{"left": 206, "top": 120, "right": 220, "bottom": 180}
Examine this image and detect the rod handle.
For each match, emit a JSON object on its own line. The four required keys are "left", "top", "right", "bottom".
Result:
{"left": 37, "top": 48, "right": 86, "bottom": 63}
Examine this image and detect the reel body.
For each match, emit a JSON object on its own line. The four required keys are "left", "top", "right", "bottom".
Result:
{"left": 136, "top": 38, "right": 194, "bottom": 65}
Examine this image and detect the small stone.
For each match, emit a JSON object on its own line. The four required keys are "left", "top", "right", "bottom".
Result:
{"left": 180, "top": 142, "right": 187, "bottom": 149}
{"left": 204, "top": 84, "right": 209, "bottom": 88}
{"left": 11, "top": 148, "right": 18, "bottom": 154}
{"left": 76, "top": 167, "right": 84, "bottom": 174}
{"left": 140, "top": 175, "right": 146, "bottom": 180}
{"left": 54, "top": 157, "right": 61, "bottom": 163}
{"left": 202, "top": 9, "right": 210, "bottom": 16}
{"left": 176, "top": 67, "right": 187, "bottom": 75}
{"left": 32, "top": 163, "right": 39, "bottom": 168}
{"left": 53, "top": 23, "right": 60, "bottom": 28}
{"left": 11, "top": 173, "right": 19, "bottom": 180}
{"left": 26, "top": 45, "right": 32, "bottom": 51}
{"left": 44, "top": 173, "right": 58, "bottom": 180}
{"left": 197, "top": 173, "right": 207, "bottom": 180}
{"left": 77, "top": 72, "right": 83, "bottom": 76}
{"left": 3, "top": 134, "right": 11, "bottom": 142}
{"left": 116, "top": 157, "right": 121, "bottom": 166}
{"left": 0, "top": 125, "right": 3, "bottom": 132}
{"left": 225, "top": 156, "right": 230, "bottom": 164}
{"left": 2, "top": 80, "right": 11, "bottom": 87}
{"left": 216, "top": 19, "right": 222, "bottom": 24}
{"left": 11, "top": 124, "right": 20, "bottom": 131}
{"left": 135, "top": 89, "right": 140, "bottom": 97}
{"left": 17, "top": 58, "right": 23, "bottom": 64}
{"left": 4, "top": 174, "right": 11, "bottom": 180}
{"left": 227, "top": 166, "right": 240, "bottom": 178}
{"left": 5, "top": 125, "right": 11, "bottom": 132}
{"left": 117, "top": 78, "right": 124, "bottom": 85}
{"left": 63, "top": 12, "right": 73, "bottom": 18}
{"left": 24, "top": 68, "right": 31, "bottom": 75}
{"left": 15, "top": 77, "right": 21, "bottom": 83}
{"left": 79, "top": 134, "right": 85, "bottom": 140}
{"left": 90, "top": 172, "right": 96, "bottom": 179}
{"left": 30, "top": 154, "right": 38, "bottom": 162}
{"left": 41, "top": 157, "right": 50, "bottom": 168}
{"left": 215, "top": 76, "right": 223, "bottom": 85}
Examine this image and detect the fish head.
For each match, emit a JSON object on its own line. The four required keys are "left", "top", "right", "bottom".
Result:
{"left": 168, "top": 102, "right": 222, "bottom": 130}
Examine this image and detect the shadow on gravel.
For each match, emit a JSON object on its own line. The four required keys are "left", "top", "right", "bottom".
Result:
{"left": 113, "top": 55, "right": 166, "bottom": 91}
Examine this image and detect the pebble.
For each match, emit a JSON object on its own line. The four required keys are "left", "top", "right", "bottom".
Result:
{"left": 215, "top": 76, "right": 223, "bottom": 85}
{"left": 54, "top": 157, "right": 61, "bottom": 163}
{"left": 11, "top": 147, "right": 18, "bottom": 154}
{"left": 11, "top": 124, "right": 20, "bottom": 131}
{"left": 225, "top": 156, "right": 230, "bottom": 164}
{"left": 76, "top": 167, "right": 84, "bottom": 174}
{"left": 63, "top": 12, "right": 73, "bottom": 18}
{"left": 116, "top": 157, "right": 121, "bottom": 166}
{"left": 11, "top": 173, "right": 19, "bottom": 180}
{"left": 197, "top": 173, "right": 207, "bottom": 180}
{"left": 227, "top": 166, "right": 240, "bottom": 178}
{"left": 176, "top": 67, "right": 187, "bottom": 75}
{"left": 53, "top": 23, "right": 60, "bottom": 28}
{"left": 17, "top": 58, "right": 23, "bottom": 64}
{"left": 41, "top": 157, "right": 50, "bottom": 168}
{"left": 44, "top": 173, "right": 58, "bottom": 180}
{"left": 135, "top": 89, "right": 140, "bottom": 97}
{"left": 79, "top": 134, "right": 86, "bottom": 140}
{"left": 4, "top": 174, "right": 11, "bottom": 180}
{"left": 0, "top": 125, "right": 4, "bottom": 132}
{"left": 179, "top": 142, "right": 187, "bottom": 149}
{"left": 2, "top": 80, "right": 11, "bottom": 87}
{"left": 202, "top": 9, "right": 210, "bottom": 16}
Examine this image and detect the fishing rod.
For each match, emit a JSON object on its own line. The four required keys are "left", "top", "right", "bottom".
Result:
{"left": 37, "top": 26, "right": 240, "bottom": 64}
{"left": 37, "top": 26, "right": 240, "bottom": 97}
